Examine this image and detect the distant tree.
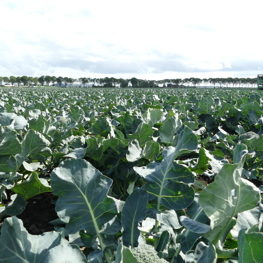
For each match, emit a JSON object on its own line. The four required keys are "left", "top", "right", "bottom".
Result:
{"left": 9, "top": 76, "right": 16, "bottom": 86}
{"left": 218, "top": 78, "right": 223, "bottom": 88}
{"left": 195, "top": 78, "right": 202, "bottom": 88}
{"left": 38, "top": 76, "right": 45, "bottom": 86}
{"left": 98, "top": 78, "right": 105, "bottom": 86}
{"left": 188, "top": 77, "right": 201, "bottom": 88}
{"left": 120, "top": 79, "right": 128, "bottom": 88}
{"left": 56, "top": 76, "right": 64, "bottom": 87}
{"left": 44, "top": 75, "right": 53, "bottom": 86}
{"left": 230, "top": 78, "right": 234, "bottom": 87}
{"left": 137, "top": 80, "right": 147, "bottom": 87}
{"left": 111, "top": 77, "right": 118, "bottom": 87}
{"left": 63, "top": 77, "right": 74, "bottom": 87}
{"left": 3, "top": 76, "right": 10, "bottom": 83}
{"left": 16, "top": 77, "right": 22, "bottom": 86}
{"left": 251, "top": 77, "right": 257, "bottom": 88}
{"left": 130, "top": 77, "right": 138, "bottom": 87}
{"left": 70, "top": 78, "right": 75, "bottom": 86}
{"left": 157, "top": 80, "right": 165, "bottom": 87}
{"left": 149, "top": 80, "right": 156, "bottom": 87}
{"left": 103, "top": 82, "right": 113, "bottom": 87}
{"left": 21, "top": 76, "right": 29, "bottom": 86}
{"left": 50, "top": 76, "right": 57, "bottom": 86}
{"left": 182, "top": 78, "right": 191, "bottom": 87}
{"left": 226, "top": 77, "right": 233, "bottom": 87}
{"left": 79, "top": 77, "right": 89, "bottom": 87}
{"left": 92, "top": 78, "right": 99, "bottom": 86}
{"left": 233, "top": 78, "right": 240, "bottom": 88}
{"left": 163, "top": 79, "right": 171, "bottom": 85}
{"left": 201, "top": 78, "right": 207, "bottom": 87}
{"left": 0, "top": 76, "right": 7, "bottom": 85}
{"left": 31, "top": 77, "right": 39, "bottom": 86}
{"left": 224, "top": 78, "right": 230, "bottom": 88}
{"left": 27, "top": 77, "right": 33, "bottom": 86}
{"left": 241, "top": 78, "right": 248, "bottom": 88}
{"left": 103, "top": 77, "right": 113, "bottom": 87}
{"left": 208, "top": 78, "right": 216, "bottom": 88}
{"left": 173, "top": 78, "right": 182, "bottom": 87}
{"left": 85, "top": 77, "right": 91, "bottom": 84}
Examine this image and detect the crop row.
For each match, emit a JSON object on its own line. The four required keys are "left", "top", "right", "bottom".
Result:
{"left": 0, "top": 87, "right": 262, "bottom": 262}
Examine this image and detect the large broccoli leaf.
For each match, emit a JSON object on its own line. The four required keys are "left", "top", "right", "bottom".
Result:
{"left": 0, "top": 217, "right": 61, "bottom": 263}
{"left": 199, "top": 144, "right": 260, "bottom": 245}
{"left": 238, "top": 229, "right": 263, "bottom": 263}
{"left": 51, "top": 159, "right": 119, "bottom": 249}
{"left": 134, "top": 126, "right": 197, "bottom": 211}
{"left": 122, "top": 188, "right": 148, "bottom": 247}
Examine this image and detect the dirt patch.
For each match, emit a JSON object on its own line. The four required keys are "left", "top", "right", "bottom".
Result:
{"left": 18, "top": 192, "right": 59, "bottom": 235}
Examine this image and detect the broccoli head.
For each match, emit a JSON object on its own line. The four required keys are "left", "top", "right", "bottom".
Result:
{"left": 131, "top": 244, "right": 168, "bottom": 263}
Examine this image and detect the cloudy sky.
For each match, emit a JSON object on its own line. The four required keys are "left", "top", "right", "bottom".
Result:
{"left": 1, "top": 0, "right": 263, "bottom": 80}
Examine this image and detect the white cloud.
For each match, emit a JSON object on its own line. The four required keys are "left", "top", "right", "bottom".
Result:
{"left": 1, "top": 0, "right": 263, "bottom": 79}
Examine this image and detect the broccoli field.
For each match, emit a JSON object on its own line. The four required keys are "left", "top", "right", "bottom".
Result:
{"left": 0, "top": 87, "right": 263, "bottom": 263}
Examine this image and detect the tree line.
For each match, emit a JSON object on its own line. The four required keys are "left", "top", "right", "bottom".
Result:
{"left": 0, "top": 75, "right": 258, "bottom": 88}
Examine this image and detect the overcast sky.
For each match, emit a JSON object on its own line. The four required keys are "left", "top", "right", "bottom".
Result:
{"left": 1, "top": 0, "right": 263, "bottom": 80}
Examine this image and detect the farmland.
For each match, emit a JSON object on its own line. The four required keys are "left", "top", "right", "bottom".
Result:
{"left": 0, "top": 87, "right": 263, "bottom": 263}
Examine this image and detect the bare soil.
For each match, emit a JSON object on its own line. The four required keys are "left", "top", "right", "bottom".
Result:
{"left": 17, "top": 192, "right": 58, "bottom": 235}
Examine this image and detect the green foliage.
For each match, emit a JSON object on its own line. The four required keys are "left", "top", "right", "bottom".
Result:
{"left": 51, "top": 159, "right": 118, "bottom": 237}
{"left": 122, "top": 189, "right": 148, "bottom": 247}
{"left": 12, "top": 172, "right": 51, "bottom": 199}
{"left": 238, "top": 229, "right": 263, "bottom": 263}
{"left": 0, "top": 217, "right": 87, "bottom": 263}
{"left": 0, "top": 87, "right": 262, "bottom": 262}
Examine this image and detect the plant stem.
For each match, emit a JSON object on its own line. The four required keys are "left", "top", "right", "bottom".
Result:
{"left": 216, "top": 248, "right": 238, "bottom": 258}
{"left": 212, "top": 218, "right": 236, "bottom": 246}
{"left": 171, "top": 244, "right": 182, "bottom": 262}
{"left": 154, "top": 219, "right": 159, "bottom": 233}
{"left": 104, "top": 248, "right": 113, "bottom": 263}
{"left": 78, "top": 185, "right": 112, "bottom": 263}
